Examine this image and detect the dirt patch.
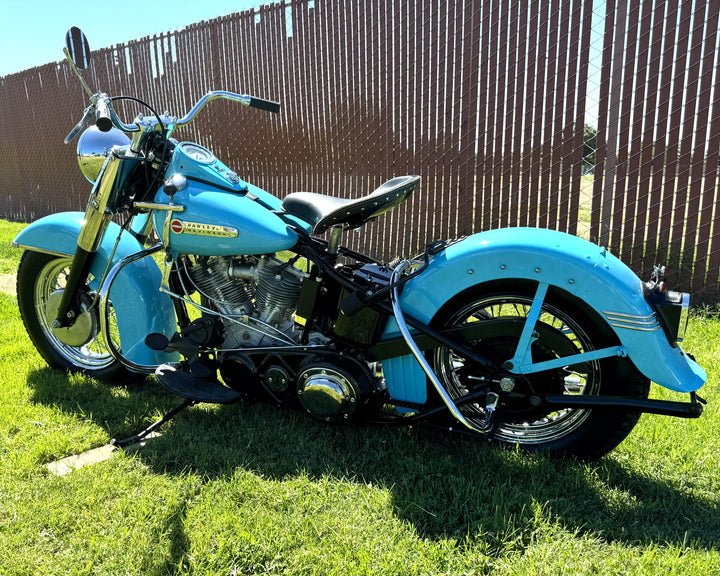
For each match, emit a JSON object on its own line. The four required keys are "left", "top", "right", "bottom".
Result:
{"left": 0, "top": 273, "right": 16, "bottom": 297}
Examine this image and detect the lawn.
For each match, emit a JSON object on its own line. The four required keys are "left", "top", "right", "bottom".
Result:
{"left": 0, "top": 218, "right": 718, "bottom": 575}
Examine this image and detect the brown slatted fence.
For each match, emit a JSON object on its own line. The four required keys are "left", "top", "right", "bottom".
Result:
{"left": 1, "top": 0, "right": 720, "bottom": 301}
{"left": 593, "top": 0, "right": 720, "bottom": 301}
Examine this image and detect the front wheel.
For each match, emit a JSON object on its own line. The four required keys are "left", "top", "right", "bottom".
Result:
{"left": 17, "top": 250, "right": 131, "bottom": 380}
{"left": 430, "top": 282, "right": 650, "bottom": 459}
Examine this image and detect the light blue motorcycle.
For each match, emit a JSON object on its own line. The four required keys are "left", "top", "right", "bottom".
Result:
{"left": 13, "top": 27, "right": 707, "bottom": 459}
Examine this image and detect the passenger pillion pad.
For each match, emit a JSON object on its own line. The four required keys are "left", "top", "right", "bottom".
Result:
{"left": 281, "top": 175, "right": 420, "bottom": 234}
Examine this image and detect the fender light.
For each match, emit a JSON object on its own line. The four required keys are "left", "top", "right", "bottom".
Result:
{"left": 644, "top": 287, "right": 690, "bottom": 346}
{"left": 643, "top": 264, "right": 690, "bottom": 346}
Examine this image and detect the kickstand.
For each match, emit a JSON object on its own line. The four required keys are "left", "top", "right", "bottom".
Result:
{"left": 110, "top": 399, "right": 196, "bottom": 449}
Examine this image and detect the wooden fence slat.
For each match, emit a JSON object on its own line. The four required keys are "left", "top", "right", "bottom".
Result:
{"left": 689, "top": 5, "right": 720, "bottom": 296}
{"left": 611, "top": 0, "right": 641, "bottom": 254}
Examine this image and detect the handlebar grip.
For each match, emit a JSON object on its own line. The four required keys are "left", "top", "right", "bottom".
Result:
{"left": 249, "top": 97, "right": 281, "bottom": 114}
{"left": 95, "top": 99, "right": 113, "bottom": 132}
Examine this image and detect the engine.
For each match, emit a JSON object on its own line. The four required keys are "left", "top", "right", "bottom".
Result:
{"left": 181, "top": 254, "right": 305, "bottom": 347}
{"left": 177, "top": 253, "right": 372, "bottom": 423}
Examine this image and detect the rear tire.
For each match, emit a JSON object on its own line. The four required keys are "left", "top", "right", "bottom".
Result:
{"left": 431, "top": 281, "right": 650, "bottom": 459}
{"left": 17, "top": 250, "right": 132, "bottom": 381}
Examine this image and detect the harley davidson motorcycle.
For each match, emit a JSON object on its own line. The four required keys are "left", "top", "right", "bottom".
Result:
{"left": 12, "top": 28, "right": 708, "bottom": 459}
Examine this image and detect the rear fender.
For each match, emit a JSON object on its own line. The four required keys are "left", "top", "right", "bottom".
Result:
{"left": 13, "top": 212, "right": 179, "bottom": 368}
{"left": 381, "top": 228, "right": 705, "bottom": 402}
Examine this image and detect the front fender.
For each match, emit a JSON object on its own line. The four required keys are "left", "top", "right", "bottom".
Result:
{"left": 14, "top": 212, "right": 179, "bottom": 368}
{"left": 385, "top": 228, "right": 705, "bottom": 394}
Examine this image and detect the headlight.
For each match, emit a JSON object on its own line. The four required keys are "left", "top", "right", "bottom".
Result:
{"left": 76, "top": 126, "right": 130, "bottom": 183}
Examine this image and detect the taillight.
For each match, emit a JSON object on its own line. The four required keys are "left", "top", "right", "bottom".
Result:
{"left": 644, "top": 265, "right": 690, "bottom": 345}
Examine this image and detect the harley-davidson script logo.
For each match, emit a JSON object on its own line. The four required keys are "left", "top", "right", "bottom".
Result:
{"left": 169, "top": 219, "right": 239, "bottom": 238}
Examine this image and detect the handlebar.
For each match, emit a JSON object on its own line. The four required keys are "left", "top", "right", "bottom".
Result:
{"left": 64, "top": 93, "right": 139, "bottom": 142}
{"left": 65, "top": 90, "right": 280, "bottom": 143}
{"left": 173, "top": 90, "right": 280, "bottom": 126}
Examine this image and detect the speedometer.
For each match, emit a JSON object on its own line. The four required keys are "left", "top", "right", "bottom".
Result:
{"left": 179, "top": 142, "right": 215, "bottom": 164}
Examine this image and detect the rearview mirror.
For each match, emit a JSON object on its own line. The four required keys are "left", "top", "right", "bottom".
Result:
{"left": 65, "top": 27, "right": 91, "bottom": 70}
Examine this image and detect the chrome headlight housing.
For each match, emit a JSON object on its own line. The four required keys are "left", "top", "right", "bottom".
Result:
{"left": 76, "top": 126, "right": 130, "bottom": 183}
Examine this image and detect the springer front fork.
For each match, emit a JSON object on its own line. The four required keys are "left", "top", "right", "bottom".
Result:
{"left": 52, "top": 153, "right": 122, "bottom": 328}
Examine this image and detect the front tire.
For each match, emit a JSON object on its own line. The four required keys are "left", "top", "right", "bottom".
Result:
{"left": 17, "top": 250, "right": 130, "bottom": 380}
{"left": 431, "top": 282, "right": 650, "bottom": 459}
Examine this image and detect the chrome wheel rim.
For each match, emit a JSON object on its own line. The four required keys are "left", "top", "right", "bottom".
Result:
{"left": 434, "top": 294, "right": 600, "bottom": 445}
{"left": 34, "top": 257, "right": 118, "bottom": 370}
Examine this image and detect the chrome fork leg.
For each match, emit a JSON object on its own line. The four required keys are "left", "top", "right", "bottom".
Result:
{"left": 53, "top": 153, "right": 121, "bottom": 326}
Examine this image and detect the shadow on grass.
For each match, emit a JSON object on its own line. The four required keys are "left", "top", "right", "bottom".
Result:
{"left": 27, "top": 367, "right": 720, "bottom": 552}
{"left": 26, "top": 366, "right": 180, "bottom": 439}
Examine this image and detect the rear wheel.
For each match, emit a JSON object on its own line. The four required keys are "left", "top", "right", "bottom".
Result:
{"left": 17, "top": 250, "right": 130, "bottom": 380}
{"left": 431, "top": 283, "right": 650, "bottom": 459}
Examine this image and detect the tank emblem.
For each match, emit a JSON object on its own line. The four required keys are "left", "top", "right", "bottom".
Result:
{"left": 169, "top": 219, "right": 238, "bottom": 238}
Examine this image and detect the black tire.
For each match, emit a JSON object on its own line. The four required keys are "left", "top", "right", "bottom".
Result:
{"left": 430, "top": 281, "right": 650, "bottom": 459}
{"left": 17, "top": 250, "right": 131, "bottom": 380}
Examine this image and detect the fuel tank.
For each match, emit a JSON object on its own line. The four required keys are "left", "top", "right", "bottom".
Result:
{"left": 153, "top": 141, "right": 299, "bottom": 256}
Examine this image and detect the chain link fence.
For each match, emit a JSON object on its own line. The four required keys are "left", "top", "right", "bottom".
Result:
{"left": 1, "top": 0, "right": 719, "bottom": 301}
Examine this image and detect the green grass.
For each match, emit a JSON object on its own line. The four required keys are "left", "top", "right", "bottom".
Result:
{"left": 1, "top": 218, "right": 719, "bottom": 575}
{"left": 0, "top": 219, "right": 27, "bottom": 274}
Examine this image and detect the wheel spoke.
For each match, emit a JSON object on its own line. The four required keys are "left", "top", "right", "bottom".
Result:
{"left": 34, "top": 258, "right": 116, "bottom": 370}
{"left": 434, "top": 292, "right": 600, "bottom": 445}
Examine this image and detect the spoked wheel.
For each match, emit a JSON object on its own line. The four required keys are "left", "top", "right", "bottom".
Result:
{"left": 431, "top": 282, "right": 650, "bottom": 459}
{"left": 17, "top": 250, "right": 130, "bottom": 380}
